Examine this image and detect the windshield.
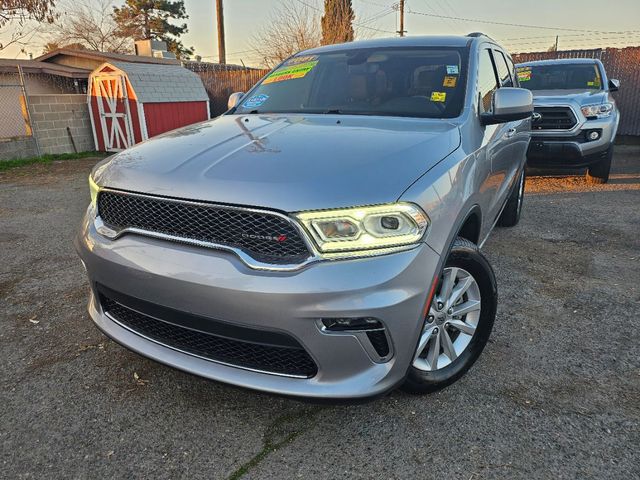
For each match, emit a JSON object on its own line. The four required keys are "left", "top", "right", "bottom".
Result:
{"left": 235, "top": 47, "right": 468, "bottom": 118}
{"left": 516, "top": 63, "right": 603, "bottom": 91}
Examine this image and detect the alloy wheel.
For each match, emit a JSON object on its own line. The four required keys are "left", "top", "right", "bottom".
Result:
{"left": 413, "top": 267, "right": 482, "bottom": 371}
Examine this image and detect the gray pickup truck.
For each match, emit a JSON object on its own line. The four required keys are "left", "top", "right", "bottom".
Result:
{"left": 516, "top": 58, "right": 620, "bottom": 183}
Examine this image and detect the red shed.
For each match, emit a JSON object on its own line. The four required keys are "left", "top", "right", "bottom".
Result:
{"left": 88, "top": 61, "right": 209, "bottom": 152}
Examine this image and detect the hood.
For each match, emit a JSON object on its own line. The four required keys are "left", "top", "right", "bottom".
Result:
{"left": 532, "top": 89, "right": 608, "bottom": 107}
{"left": 94, "top": 114, "right": 460, "bottom": 212}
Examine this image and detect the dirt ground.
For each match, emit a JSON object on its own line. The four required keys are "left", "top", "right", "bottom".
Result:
{"left": 1, "top": 147, "right": 638, "bottom": 479}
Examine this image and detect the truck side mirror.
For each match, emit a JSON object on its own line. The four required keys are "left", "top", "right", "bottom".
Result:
{"left": 608, "top": 79, "right": 620, "bottom": 92}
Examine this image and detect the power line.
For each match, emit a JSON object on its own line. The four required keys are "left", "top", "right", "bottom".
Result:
{"left": 405, "top": 7, "right": 632, "bottom": 34}
{"left": 294, "top": 0, "right": 396, "bottom": 33}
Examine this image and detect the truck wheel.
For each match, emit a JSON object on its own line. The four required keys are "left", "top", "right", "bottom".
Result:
{"left": 403, "top": 237, "right": 497, "bottom": 394}
{"left": 586, "top": 146, "right": 613, "bottom": 184}
{"left": 497, "top": 168, "right": 525, "bottom": 227}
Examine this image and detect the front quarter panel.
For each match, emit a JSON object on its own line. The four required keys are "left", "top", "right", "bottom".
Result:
{"left": 400, "top": 146, "right": 483, "bottom": 256}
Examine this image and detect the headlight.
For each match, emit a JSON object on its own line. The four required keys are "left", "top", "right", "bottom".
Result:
{"left": 294, "top": 203, "right": 428, "bottom": 256}
{"left": 89, "top": 175, "right": 100, "bottom": 208}
{"left": 581, "top": 103, "right": 613, "bottom": 119}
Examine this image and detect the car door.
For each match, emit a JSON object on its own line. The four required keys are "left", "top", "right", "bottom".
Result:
{"left": 490, "top": 49, "right": 531, "bottom": 208}
{"left": 476, "top": 46, "right": 512, "bottom": 225}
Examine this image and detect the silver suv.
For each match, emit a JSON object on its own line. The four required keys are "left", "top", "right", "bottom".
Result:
{"left": 76, "top": 34, "right": 533, "bottom": 399}
{"left": 516, "top": 58, "right": 620, "bottom": 183}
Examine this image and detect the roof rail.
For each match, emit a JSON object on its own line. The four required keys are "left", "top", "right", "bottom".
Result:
{"left": 466, "top": 32, "right": 496, "bottom": 42}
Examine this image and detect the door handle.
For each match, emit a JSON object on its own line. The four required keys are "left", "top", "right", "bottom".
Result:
{"left": 505, "top": 127, "right": 517, "bottom": 138}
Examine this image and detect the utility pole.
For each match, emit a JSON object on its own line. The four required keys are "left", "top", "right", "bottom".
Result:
{"left": 554, "top": 35, "right": 559, "bottom": 58}
{"left": 397, "top": 0, "right": 406, "bottom": 37}
{"left": 216, "top": 0, "right": 226, "bottom": 64}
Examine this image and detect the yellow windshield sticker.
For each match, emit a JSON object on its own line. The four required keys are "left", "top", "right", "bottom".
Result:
{"left": 431, "top": 91, "right": 447, "bottom": 102}
{"left": 516, "top": 67, "right": 532, "bottom": 82}
{"left": 263, "top": 61, "right": 318, "bottom": 84}
{"left": 443, "top": 76, "right": 457, "bottom": 88}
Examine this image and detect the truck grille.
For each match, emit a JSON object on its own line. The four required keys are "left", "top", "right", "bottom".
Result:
{"left": 98, "top": 285, "right": 318, "bottom": 378}
{"left": 97, "top": 190, "right": 311, "bottom": 264}
{"left": 533, "top": 107, "right": 577, "bottom": 130}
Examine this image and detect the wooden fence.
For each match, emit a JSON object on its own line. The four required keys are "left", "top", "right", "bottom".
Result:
{"left": 186, "top": 64, "right": 269, "bottom": 117}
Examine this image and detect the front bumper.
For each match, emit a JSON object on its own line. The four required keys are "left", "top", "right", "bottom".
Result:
{"left": 527, "top": 109, "right": 618, "bottom": 168}
{"left": 75, "top": 209, "right": 441, "bottom": 399}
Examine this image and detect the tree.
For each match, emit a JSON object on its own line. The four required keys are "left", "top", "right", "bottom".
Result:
{"left": 112, "top": 0, "right": 193, "bottom": 59}
{"left": 249, "top": 1, "right": 321, "bottom": 68}
{"left": 44, "top": 0, "right": 131, "bottom": 54}
{"left": 321, "top": 0, "right": 354, "bottom": 45}
{"left": 0, "top": 0, "right": 57, "bottom": 50}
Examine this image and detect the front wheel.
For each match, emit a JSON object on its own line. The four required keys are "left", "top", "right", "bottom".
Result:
{"left": 403, "top": 237, "right": 498, "bottom": 394}
{"left": 586, "top": 146, "right": 613, "bottom": 184}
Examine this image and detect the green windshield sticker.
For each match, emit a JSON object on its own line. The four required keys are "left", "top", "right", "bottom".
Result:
{"left": 263, "top": 61, "right": 318, "bottom": 84}
{"left": 516, "top": 68, "right": 532, "bottom": 82}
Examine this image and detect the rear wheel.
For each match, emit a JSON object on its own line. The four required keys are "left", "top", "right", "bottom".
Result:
{"left": 497, "top": 168, "right": 525, "bottom": 227}
{"left": 586, "top": 146, "right": 613, "bottom": 184}
{"left": 403, "top": 237, "right": 497, "bottom": 394}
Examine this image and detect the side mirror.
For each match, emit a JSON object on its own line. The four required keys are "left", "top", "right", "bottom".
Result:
{"left": 608, "top": 79, "right": 620, "bottom": 92}
{"left": 228, "top": 92, "right": 245, "bottom": 109}
{"left": 481, "top": 87, "right": 533, "bottom": 126}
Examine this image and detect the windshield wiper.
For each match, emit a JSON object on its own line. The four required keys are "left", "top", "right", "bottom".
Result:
{"left": 323, "top": 109, "right": 342, "bottom": 114}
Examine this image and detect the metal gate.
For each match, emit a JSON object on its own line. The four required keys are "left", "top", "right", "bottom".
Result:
{"left": 91, "top": 74, "right": 134, "bottom": 152}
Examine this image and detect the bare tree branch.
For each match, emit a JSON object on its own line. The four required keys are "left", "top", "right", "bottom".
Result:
{"left": 248, "top": 1, "right": 321, "bottom": 68}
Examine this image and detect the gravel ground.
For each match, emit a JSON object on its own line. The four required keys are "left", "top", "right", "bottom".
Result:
{"left": 1, "top": 147, "right": 638, "bottom": 479}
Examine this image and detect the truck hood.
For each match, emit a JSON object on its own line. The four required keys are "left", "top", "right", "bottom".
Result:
{"left": 94, "top": 114, "right": 460, "bottom": 212}
{"left": 532, "top": 89, "right": 608, "bottom": 107}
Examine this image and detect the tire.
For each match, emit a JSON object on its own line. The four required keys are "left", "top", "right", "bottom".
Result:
{"left": 497, "top": 168, "right": 525, "bottom": 227}
{"left": 402, "top": 237, "right": 498, "bottom": 394}
{"left": 586, "top": 146, "right": 613, "bottom": 184}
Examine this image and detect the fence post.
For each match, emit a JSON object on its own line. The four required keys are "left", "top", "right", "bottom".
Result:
{"left": 17, "top": 65, "right": 41, "bottom": 157}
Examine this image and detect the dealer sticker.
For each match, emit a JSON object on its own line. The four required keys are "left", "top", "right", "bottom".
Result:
{"left": 243, "top": 94, "right": 269, "bottom": 108}
{"left": 263, "top": 61, "right": 318, "bottom": 84}
{"left": 446, "top": 65, "right": 459, "bottom": 75}
{"left": 443, "top": 76, "right": 457, "bottom": 88}
{"left": 431, "top": 91, "right": 447, "bottom": 102}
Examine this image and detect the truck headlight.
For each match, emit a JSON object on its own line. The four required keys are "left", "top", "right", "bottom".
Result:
{"left": 581, "top": 103, "right": 613, "bottom": 119}
{"left": 294, "top": 203, "right": 428, "bottom": 256}
{"left": 89, "top": 175, "right": 100, "bottom": 208}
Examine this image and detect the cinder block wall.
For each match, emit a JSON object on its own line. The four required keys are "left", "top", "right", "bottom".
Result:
{"left": 0, "top": 136, "right": 38, "bottom": 160}
{"left": 28, "top": 94, "right": 95, "bottom": 155}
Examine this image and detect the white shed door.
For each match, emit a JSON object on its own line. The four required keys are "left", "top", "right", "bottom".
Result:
{"left": 93, "top": 74, "right": 134, "bottom": 152}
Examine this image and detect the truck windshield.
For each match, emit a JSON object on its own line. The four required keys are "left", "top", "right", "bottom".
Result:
{"left": 235, "top": 47, "right": 468, "bottom": 119}
{"left": 516, "top": 63, "right": 603, "bottom": 91}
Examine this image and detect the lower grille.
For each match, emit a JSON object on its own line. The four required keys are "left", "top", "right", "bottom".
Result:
{"left": 533, "top": 107, "right": 577, "bottom": 130}
{"left": 366, "top": 330, "right": 390, "bottom": 357}
{"left": 98, "top": 285, "right": 317, "bottom": 378}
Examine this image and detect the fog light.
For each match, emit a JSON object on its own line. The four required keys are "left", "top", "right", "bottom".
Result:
{"left": 587, "top": 130, "right": 601, "bottom": 141}
{"left": 321, "top": 317, "right": 383, "bottom": 331}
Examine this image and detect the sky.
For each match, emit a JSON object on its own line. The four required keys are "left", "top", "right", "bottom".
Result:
{"left": 2, "top": 0, "right": 640, "bottom": 64}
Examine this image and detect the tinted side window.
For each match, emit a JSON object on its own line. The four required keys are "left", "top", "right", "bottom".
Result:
{"left": 505, "top": 55, "right": 518, "bottom": 87}
{"left": 494, "top": 50, "right": 514, "bottom": 87}
{"left": 478, "top": 49, "right": 498, "bottom": 113}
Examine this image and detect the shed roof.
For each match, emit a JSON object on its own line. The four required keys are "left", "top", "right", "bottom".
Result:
{"left": 97, "top": 62, "right": 209, "bottom": 103}
{"left": 36, "top": 48, "right": 180, "bottom": 66}
{"left": 0, "top": 59, "right": 89, "bottom": 78}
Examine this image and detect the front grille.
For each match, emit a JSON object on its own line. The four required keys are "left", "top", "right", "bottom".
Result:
{"left": 97, "top": 190, "right": 311, "bottom": 264}
{"left": 533, "top": 107, "right": 577, "bottom": 130}
{"left": 98, "top": 286, "right": 318, "bottom": 378}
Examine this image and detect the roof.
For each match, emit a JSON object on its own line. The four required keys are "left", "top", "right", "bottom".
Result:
{"left": 0, "top": 59, "right": 89, "bottom": 78}
{"left": 100, "top": 62, "right": 209, "bottom": 103}
{"left": 302, "top": 35, "right": 474, "bottom": 55}
{"left": 517, "top": 58, "right": 602, "bottom": 67}
{"left": 35, "top": 48, "right": 180, "bottom": 66}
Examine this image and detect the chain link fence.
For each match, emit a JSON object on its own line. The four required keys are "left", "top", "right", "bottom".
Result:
{"left": 0, "top": 65, "right": 94, "bottom": 161}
